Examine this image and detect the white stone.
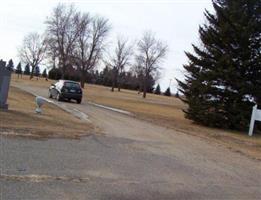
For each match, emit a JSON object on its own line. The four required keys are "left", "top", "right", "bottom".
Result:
{"left": 35, "top": 96, "right": 46, "bottom": 114}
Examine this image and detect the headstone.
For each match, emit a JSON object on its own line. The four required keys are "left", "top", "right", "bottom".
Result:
{"left": 248, "top": 105, "right": 261, "bottom": 136}
{"left": 0, "top": 60, "right": 11, "bottom": 110}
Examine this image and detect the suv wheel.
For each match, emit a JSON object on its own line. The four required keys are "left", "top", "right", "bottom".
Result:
{"left": 76, "top": 99, "right": 82, "bottom": 104}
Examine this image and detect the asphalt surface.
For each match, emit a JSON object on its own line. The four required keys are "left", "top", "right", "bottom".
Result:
{"left": 0, "top": 84, "right": 260, "bottom": 200}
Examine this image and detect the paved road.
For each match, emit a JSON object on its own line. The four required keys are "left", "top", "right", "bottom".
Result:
{"left": 0, "top": 84, "right": 260, "bottom": 200}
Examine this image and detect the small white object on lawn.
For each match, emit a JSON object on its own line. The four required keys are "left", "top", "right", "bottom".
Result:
{"left": 248, "top": 105, "right": 261, "bottom": 136}
{"left": 35, "top": 96, "right": 46, "bottom": 114}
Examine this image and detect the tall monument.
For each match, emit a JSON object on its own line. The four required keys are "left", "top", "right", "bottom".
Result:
{"left": 0, "top": 59, "right": 11, "bottom": 109}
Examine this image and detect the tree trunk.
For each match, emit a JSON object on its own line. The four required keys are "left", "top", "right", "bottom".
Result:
{"left": 61, "top": 57, "right": 66, "bottom": 79}
{"left": 118, "top": 79, "right": 121, "bottom": 91}
{"left": 61, "top": 67, "right": 65, "bottom": 79}
{"left": 143, "top": 77, "right": 147, "bottom": 98}
{"left": 111, "top": 69, "right": 117, "bottom": 92}
{"left": 111, "top": 75, "right": 115, "bottom": 92}
{"left": 80, "top": 72, "right": 85, "bottom": 88}
{"left": 111, "top": 81, "right": 115, "bottom": 92}
{"left": 30, "top": 66, "right": 35, "bottom": 79}
{"left": 143, "top": 88, "right": 147, "bottom": 98}
{"left": 117, "top": 72, "right": 121, "bottom": 92}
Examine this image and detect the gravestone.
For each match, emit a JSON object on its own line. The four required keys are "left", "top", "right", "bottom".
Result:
{"left": 0, "top": 60, "right": 11, "bottom": 109}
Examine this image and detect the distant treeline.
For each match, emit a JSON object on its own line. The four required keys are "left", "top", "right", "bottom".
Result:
{"left": 48, "top": 66, "right": 156, "bottom": 93}
{"left": 0, "top": 59, "right": 42, "bottom": 78}
{"left": 1, "top": 58, "right": 173, "bottom": 96}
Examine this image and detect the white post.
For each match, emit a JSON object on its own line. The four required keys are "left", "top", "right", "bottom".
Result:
{"left": 248, "top": 105, "right": 257, "bottom": 136}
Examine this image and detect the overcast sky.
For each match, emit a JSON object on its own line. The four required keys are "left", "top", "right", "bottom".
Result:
{"left": 0, "top": 0, "right": 214, "bottom": 91}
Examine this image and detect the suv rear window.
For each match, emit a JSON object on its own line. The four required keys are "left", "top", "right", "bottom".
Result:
{"left": 64, "top": 82, "right": 81, "bottom": 89}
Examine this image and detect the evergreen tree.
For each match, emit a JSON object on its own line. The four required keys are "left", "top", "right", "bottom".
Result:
{"left": 6, "top": 59, "right": 14, "bottom": 72}
{"left": 48, "top": 67, "right": 62, "bottom": 80}
{"left": 177, "top": 0, "right": 261, "bottom": 130}
{"left": 0, "top": 59, "right": 6, "bottom": 68}
{"left": 24, "top": 64, "right": 30, "bottom": 75}
{"left": 42, "top": 68, "right": 47, "bottom": 78}
{"left": 42, "top": 68, "right": 48, "bottom": 80}
{"left": 100, "top": 66, "right": 113, "bottom": 86}
{"left": 175, "top": 91, "right": 179, "bottom": 98}
{"left": 154, "top": 84, "right": 161, "bottom": 95}
{"left": 164, "top": 87, "right": 171, "bottom": 96}
{"left": 16, "top": 62, "right": 22, "bottom": 78}
{"left": 34, "top": 65, "right": 40, "bottom": 79}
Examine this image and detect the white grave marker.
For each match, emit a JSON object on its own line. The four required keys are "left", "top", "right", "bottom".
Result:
{"left": 248, "top": 105, "right": 261, "bottom": 136}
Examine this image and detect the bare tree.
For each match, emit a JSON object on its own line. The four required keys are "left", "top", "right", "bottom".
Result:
{"left": 131, "top": 58, "right": 145, "bottom": 94}
{"left": 44, "top": 33, "right": 60, "bottom": 71}
{"left": 18, "top": 32, "right": 47, "bottom": 79}
{"left": 45, "top": 4, "right": 81, "bottom": 78}
{"left": 106, "top": 37, "right": 132, "bottom": 92}
{"left": 136, "top": 31, "right": 168, "bottom": 98}
{"left": 73, "top": 14, "right": 110, "bottom": 88}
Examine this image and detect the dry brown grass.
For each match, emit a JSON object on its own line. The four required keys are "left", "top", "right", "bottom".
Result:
{"left": 12, "top": 75, "right": 56, "bottom": 88}
{"left": 11, "top": 75, "right": 261, "bottom": 159}
{"left": 0, "top": 86, "right": 94, "bottom": 139}
{"left": 83, "top": 84, "right": 261, "bottom": 159}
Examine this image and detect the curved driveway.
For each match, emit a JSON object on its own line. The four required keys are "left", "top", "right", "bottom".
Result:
{"left": 1, "top": 84, "right": 260, "bottom": 200}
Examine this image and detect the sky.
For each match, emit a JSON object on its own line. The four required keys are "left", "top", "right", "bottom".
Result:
{"left": 0, "top": 0, "right": 214, "bottom": 91}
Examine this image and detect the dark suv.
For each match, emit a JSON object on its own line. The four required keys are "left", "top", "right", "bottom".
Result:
{"left": 49, "top": 80, "right": 82, "bottom": 104}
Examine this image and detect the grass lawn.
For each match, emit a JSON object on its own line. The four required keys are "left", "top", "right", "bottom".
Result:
{"left": 0, "top": 86, "right": 94, "bottom": 139}
{"left": 11, "top": 75, "right": 261, "bottom": 159}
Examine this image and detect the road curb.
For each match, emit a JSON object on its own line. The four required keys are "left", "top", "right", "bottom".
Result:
{"left": 88, "top": 101, "right": 134, "bottom": 116}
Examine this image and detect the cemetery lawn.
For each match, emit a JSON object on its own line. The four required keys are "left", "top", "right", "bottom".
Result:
{"left": 0, "top": 86, "right": 94, "bottom": 139}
